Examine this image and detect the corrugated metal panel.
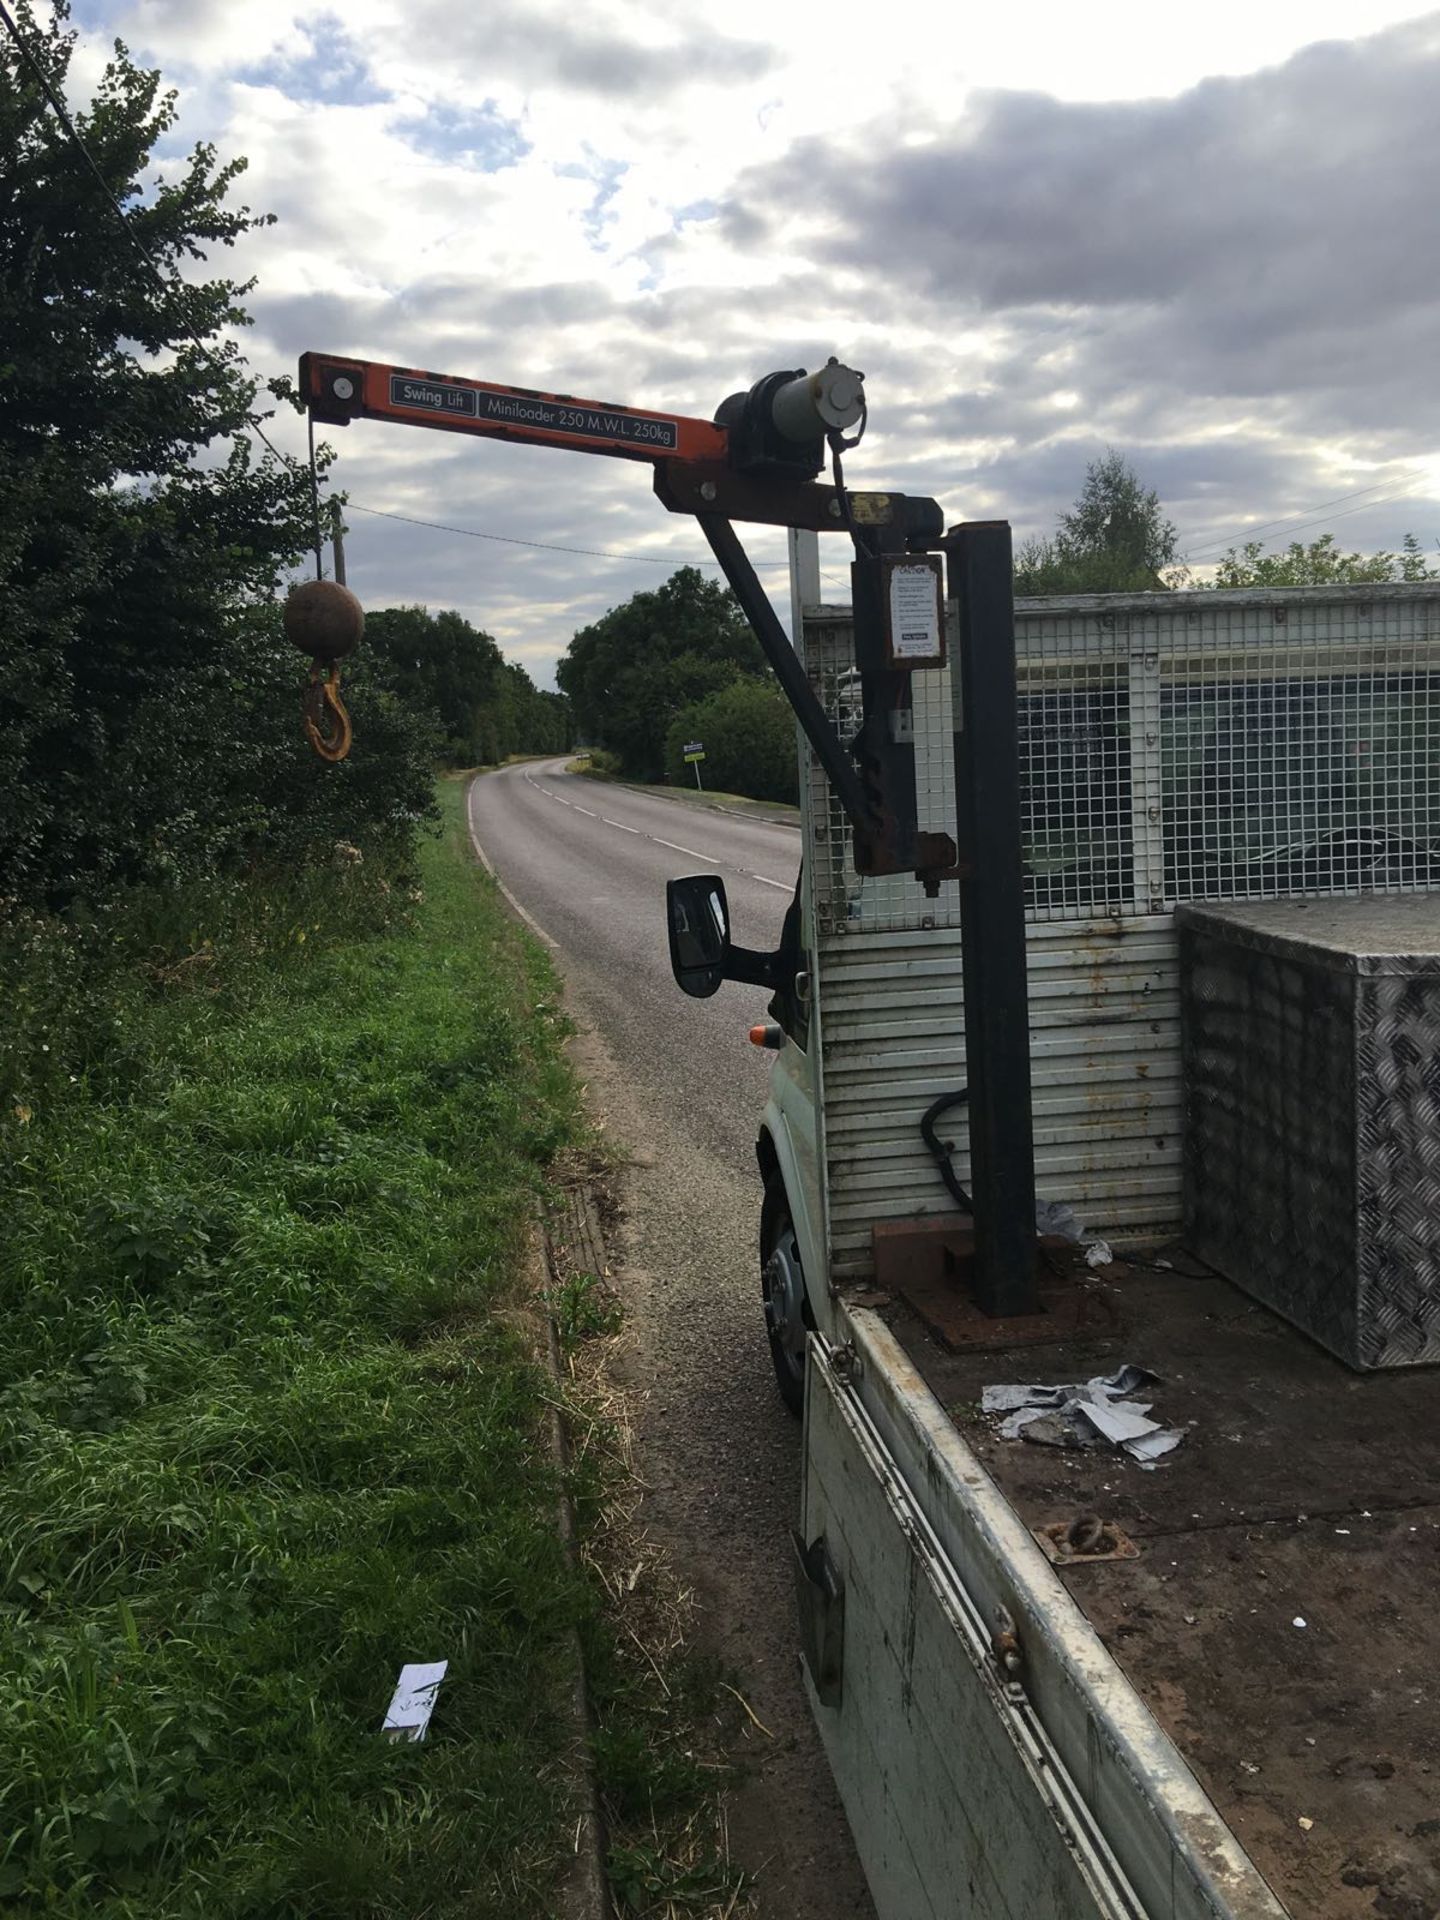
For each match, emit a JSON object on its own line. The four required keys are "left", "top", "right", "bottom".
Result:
{"left": 817, "top": 918, "right": 1179, "bottom": 1277}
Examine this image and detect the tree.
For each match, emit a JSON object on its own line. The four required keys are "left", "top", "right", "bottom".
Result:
{"left": 0, "top": 3, "right": 434, "bottom": 903}
{"left": 557, "top": 567, "right": 763, "bottom": 779}
{"left": 1015, "top": 449, "right": 1180, "bottom": 595}
{"left": 363, "top": 606, "right": 572, "bottom": 764}
{"left": 1210, "top": 531, "right": 1440, "bottom": 589}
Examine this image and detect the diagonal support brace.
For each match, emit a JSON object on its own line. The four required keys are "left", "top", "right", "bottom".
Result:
{"left": 696, "top": 511, "right": 879, "bottom": 836}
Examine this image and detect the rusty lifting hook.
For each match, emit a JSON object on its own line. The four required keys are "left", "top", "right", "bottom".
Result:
{"left": 285, "top": 579, "right": 362, "bottom": 761}
{"left": 302, "top": 657, "right": 353, "bottom": 762}
{"left": 283, "top": 416, "right": 362, "bottom": 760}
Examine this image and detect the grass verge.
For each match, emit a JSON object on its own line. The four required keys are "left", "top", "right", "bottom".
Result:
{"left": 0, "top": 785, "right": 587, "bottom": 1917}
{"left": 543, "top": 1232, "right": 753, "bottom": 1918}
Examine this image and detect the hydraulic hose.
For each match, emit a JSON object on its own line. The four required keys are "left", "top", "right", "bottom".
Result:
{"left": 921, "top": 1089, "right": 972, "bottom": 1215}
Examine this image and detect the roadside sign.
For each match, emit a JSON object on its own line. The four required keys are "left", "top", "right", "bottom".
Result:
{"left": 683, "top": 749, "right": 705, "bottom": 764}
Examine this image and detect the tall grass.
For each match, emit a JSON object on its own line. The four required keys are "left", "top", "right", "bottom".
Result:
{"left": 0, "top": 786, "right": 587, "bottom": 1916}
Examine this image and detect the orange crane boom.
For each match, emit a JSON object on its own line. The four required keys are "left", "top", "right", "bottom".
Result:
{"left": 299, "top": 352, "right": 729, "bottom": 466}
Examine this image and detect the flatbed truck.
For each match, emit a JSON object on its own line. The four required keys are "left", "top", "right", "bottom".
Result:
{"left": 667, "top": 571, "right": 1440, "bottom": 1920}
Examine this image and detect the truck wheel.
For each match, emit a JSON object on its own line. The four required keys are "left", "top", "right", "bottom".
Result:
{"left": 761, "top": 1178, "right": 812, "bottom": 1417}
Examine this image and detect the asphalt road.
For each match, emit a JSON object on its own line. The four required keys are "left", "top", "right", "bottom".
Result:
{"left": 469, "top": 759, "right": 875, "bottom": 1919}
{"left": 469, "top": 757, "right": 792, "bottom": 1170}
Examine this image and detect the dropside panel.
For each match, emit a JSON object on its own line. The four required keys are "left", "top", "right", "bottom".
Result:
{"left": 802, "top": 1313, "right": 1287, "bottom": 1920}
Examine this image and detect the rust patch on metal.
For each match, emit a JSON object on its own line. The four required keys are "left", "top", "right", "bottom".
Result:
{"left": 872, "top": 1220, "right": 1121, "bottom": 1353}
{"left": 1034, "top": 1516, "right": 1141, "bottom": 1566}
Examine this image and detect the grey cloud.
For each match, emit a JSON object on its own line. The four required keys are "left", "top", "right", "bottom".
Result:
{"left": 244, "top": 17, "right": 1440, "bottom": 684}
{"left": 254, "top": 279, "right": 619, "bottom": 386}
{"left": 718, "top": 18, "right": 1440, "bottom": 443}
{"left": 734, "top": 19, "right": 1440, "bottom": 317}
{"left": 403, "top": 0, "right": 775, "bottom": 99}
{"left": 131, "top": 0, "right": 774, "bottom": 98}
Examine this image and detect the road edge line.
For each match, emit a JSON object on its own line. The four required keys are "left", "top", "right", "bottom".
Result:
{"left": 466, "top": 770, "right": 560, "bottom": 950}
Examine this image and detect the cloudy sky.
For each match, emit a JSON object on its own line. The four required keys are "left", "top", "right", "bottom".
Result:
{"left": 65, "top": 0, "right": 1440, "bottom": 686}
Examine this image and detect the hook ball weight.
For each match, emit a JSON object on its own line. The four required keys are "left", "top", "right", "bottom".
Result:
{"left": 284, "top": 580, "right": 365, "bottom": 660}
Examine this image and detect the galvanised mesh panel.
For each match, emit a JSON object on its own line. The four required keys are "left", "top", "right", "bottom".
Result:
{"left": 1160, "top": 655, "right": 1440, "bottom": 905}
{"left": 803, "top": 586, "right": 1440, "bottom": 927}
{"left": 1018, "top": 655, "right": 1131, "bottom": 923}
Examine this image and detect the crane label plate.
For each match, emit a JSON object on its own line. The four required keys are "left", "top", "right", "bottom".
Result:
{"left": 389, "top": 375, "right": 479, "bottom": 418}
{"left": 388, "top": 375, "right": 679, "bottom": 450}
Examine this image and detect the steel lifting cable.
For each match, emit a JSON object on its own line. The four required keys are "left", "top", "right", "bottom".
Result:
{"left": 826, "top": 399, "right": 868, "bottom": 546}
{"left": 289, "top": 413, "right": 357, "bottom": 762}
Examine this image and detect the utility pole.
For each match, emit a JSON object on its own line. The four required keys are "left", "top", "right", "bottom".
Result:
{"left": 330, "top": 499, "right": 347, "bottom": 587}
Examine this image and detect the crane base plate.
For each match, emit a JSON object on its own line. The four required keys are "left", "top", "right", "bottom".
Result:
{"left": 870, "top": 1219, "right": 1121, "bottom": 1354}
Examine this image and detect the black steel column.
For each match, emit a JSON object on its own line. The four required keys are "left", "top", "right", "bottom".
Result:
{"left": 946, "top": 521, "right": 1038, "bottom": 1315}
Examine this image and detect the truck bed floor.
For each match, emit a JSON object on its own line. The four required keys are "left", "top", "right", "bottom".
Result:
{"left": 883, "top": 1257, "right": 1440, "bottom": 1920}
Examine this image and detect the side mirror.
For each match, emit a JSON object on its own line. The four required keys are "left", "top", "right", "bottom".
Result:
{"left": 666, "top": 874, "right": 730, "bottom": 998}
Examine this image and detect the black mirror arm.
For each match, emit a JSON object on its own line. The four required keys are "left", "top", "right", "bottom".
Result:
{"left": 724, "top": 943, "right": 787, "bottom": 991}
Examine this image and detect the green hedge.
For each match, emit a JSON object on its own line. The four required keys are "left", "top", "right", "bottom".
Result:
{"left": 663, "top": 680, "right": 798, "bottom": 804}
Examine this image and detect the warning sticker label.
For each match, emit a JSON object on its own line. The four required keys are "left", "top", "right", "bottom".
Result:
{"left": 887, "top": 562, "right": 944, "bottom": 662}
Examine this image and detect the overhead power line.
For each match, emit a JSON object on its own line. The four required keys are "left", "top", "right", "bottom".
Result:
{"left": 345, "top": 500, "right": 793, "bottom": 571}
{"left": 1267, "top": 486, "right": 1422, "bottom": 539}
{"left": 1184, "top": 472, "right": 1432, "bottom": 562}
{"left": 1190, "top": 476, "right": 1413, "bottom": 560}
{"left": 1189, "top": 485, "right": 1426, "bottom": 565}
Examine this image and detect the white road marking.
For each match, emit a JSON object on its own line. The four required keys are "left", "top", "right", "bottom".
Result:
{"left": 516, "top": 769, "right": 794, "bottom": 894}
{"left": 650, "top": 834, "right": 714, "bottom": 861}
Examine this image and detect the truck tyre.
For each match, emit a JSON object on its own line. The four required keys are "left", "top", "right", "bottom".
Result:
{"left": 761, "top": 1177, "right": 812, "bottom": 1417}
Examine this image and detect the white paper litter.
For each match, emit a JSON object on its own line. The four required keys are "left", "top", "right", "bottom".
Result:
{"left": 1076, "top": 1398, "right": 1159, "bottom": 1446}
{"left": 382, "top": 1660, "right": 448, "bottom": 1742}
{"left": 981, "top": 1382, "right": 1057, "bottom": 1413}
{"left": 981, "top": 1365, "right": 1156, "bottom": 1416}
{"left": 1034, "top": 1198, "right": 1114, "bottom": 1267}
{"left": 982, "top": 1364, "right": 1185, "bottom": 1461}
{"left": 1034, "top": 1198, "right": 1085, "bottom": 1241}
